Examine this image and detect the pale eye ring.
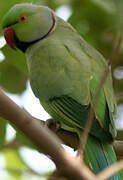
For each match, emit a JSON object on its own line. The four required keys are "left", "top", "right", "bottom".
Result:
{"left": 19, "top": 15, "right": 28, "bottom": 23}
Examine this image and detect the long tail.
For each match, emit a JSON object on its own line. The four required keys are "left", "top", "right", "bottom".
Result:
{"left": 41, "top": 98, "right": 121, "bottom": 179}
{"left": 79, "top": 133, "right": 121, "bottom": 179}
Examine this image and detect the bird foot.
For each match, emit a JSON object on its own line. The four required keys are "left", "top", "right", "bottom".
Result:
{"left": 45, "top": 118, "right": 61, "bottom": 132}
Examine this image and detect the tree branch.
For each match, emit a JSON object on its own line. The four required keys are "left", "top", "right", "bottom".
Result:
{"left": 2, "top": 121, "right": 123, "bottom": 159}
{"left": 0, "top": 88, "right": 96, "bottom": 180}
{"left": 116, "top": 92, "right": 123, "bottom": 102}
{"left": 114, "top": 141, "right": 123, "bottom": 160}
{"left": 0, "top": 88, "right": 122, "bottom": 179}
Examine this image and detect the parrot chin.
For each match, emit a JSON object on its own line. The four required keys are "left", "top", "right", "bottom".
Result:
{"left": 3, "top": 27, "right": 43, "bottom": 53}
{"left": 3, "top": 27, "right": 16, "bottom": 49}
{"left": 3, "top": 27, "right": 29, "bottom": 52}
{"left": 3, "top": 27, "right": 33, "bottom": 52}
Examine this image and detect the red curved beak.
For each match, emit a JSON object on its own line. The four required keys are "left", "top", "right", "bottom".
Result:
{"left": 3, "top": 27, "right": 16, "bottom": 49}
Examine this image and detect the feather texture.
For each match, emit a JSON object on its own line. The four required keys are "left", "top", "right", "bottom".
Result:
{"left": 2, "top": 4, "right": 121, "bottom": 179}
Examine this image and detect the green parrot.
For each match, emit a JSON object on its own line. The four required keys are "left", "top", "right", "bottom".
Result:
{"left": 2, "top": 3, "right": 121, "bottom": 179}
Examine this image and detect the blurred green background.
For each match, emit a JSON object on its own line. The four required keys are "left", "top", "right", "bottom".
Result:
{"left": 0, "top": 0, "right": 123, "bottom": 179}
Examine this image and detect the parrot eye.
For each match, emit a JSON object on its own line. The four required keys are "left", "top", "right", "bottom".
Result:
{"left": 19, "top": 15, "right": 28, "bottom": 23}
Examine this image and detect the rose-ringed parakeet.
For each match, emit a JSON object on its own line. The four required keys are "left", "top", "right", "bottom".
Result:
{"left": 2, "top": 3, "right": 121, "bottom": 179}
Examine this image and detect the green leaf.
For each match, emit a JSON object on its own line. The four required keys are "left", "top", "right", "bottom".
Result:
{"left": 4, "top": 149, "right": 25, "bottom": 180}
{"left": 69, "top": 0, "right": 117, "bottom": 58}
{"left": 1, "top": 45, "right": 28, "bottom": 74}
{"left": 0, "top": 61, "right": 27, "bottom": 94}
{"left": 91, "top": 0, "right": 116, "bottom": 14}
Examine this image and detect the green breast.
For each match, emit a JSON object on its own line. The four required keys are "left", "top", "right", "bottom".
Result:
{"left": 25, "top": 34, "right": 90, "bottom": 104}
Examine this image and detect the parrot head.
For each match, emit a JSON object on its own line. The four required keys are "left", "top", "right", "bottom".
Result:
{"left": 2, "top": 3, "right": 56, "bottom": 52}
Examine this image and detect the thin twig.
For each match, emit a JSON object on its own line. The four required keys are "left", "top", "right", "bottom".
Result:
{"left": 114, "top": 141, "right": 123, "bottom": 160}
{"left": 2, "top": 140, "right": 21, "bottom": 150}
{"left": 116, "top": 92, "right": 123, "bottom": 102}
{"left": 97, "top": 159, "right": 123, "bottom": 180}
{"left": 77, "top": 66, "right": 110, "bottom": 157}
{"left": 77, "top": 33, "right": 122, "bottom": 157}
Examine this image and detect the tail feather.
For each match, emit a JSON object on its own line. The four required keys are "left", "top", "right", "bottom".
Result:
{"left": 41, "top": 98, "right": 121, "bottom": 179}
{"left": 79, "top": 134, "right": 121, "bottom": 180}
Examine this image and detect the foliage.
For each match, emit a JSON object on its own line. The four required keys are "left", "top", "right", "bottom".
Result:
{"left": 0, "top": 0, "right": 122, "bottom": 179}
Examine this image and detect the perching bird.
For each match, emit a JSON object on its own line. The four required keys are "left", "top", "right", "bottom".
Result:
{"left": 2, "top": 3, "right": 121, "bottom": 179}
